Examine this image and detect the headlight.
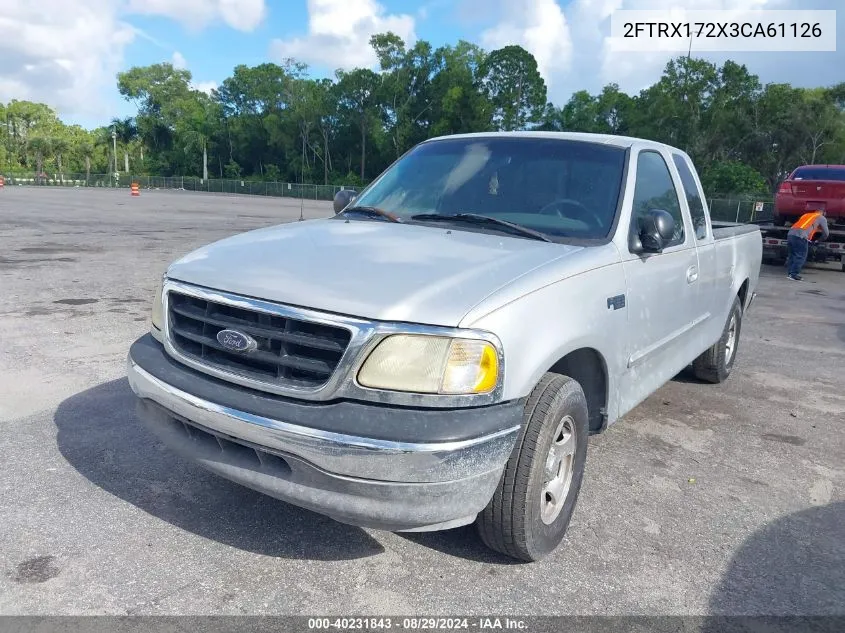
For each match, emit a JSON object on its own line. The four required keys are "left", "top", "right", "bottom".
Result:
{"left": 357, "top": 334, "right": 499, "bottom": 395}
{"left": 151, "top": 278, "right": 164, "bottom": 335}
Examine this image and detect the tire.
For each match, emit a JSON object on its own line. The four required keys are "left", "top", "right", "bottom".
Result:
{"left": 693, "top": 296, "right": 743, "bottom": 384}
{"left": 476, "top": 374, "right": 589, "bottom": 562}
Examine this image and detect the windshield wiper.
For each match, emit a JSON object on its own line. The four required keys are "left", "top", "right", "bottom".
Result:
{"left": 340, "top": 206, "right": 402, "bottom": 223}
{"left": 410, "top": 213, "right": 552, "bottom": 242}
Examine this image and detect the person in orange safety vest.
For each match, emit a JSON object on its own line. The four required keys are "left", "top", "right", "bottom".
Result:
{"left": 786, "top": 210, "right": 829, "bottom": 281}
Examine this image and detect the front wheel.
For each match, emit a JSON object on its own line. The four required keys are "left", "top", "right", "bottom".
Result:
{"left": 476, "top": 374, "right": 589, "bottom": 562}
{"left": 692, "top": 296, "right": 743, "bottom": 383}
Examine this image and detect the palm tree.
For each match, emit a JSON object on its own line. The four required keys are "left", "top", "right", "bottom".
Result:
{"left": 94, "top": 127, "right": 116, "bottom": 175}
{"left": 52, "top": 137, "right": 69, "bottom": 182}
{"left": 183, "top": 130, "right": 210, "bottom": 181}
{"left": 178, "top": 96, "right": 219, "bottom": 181}
{"left": 26, "top": 136, "right": 51, "bottom": 183}
{"left": 111, "top": 117, "right": 138, "bottom": 173}
{"left": 79, "top": 139, "right": 95, "bottom": 185}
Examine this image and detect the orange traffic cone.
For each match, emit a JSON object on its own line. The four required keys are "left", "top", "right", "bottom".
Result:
{"left": 131, "top": 182, "right": 140, "bottom": 197}
{"left": 0, "top": 176, "right": 5, "bottom": 190}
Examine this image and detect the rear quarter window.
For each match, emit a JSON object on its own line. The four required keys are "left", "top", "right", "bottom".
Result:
{"left": 672, "top": 154, "right": 708, "bottom": 240}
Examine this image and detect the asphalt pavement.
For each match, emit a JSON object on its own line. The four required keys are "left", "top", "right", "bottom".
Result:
{"left": 0, "top": 187, "right": 842, "bottom": 616}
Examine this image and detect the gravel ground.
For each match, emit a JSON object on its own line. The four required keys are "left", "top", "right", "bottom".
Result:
{"left": 0, "top": 187, "right": 842, "bottom": 617}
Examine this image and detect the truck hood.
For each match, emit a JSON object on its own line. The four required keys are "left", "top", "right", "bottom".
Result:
{"left": 166, "top": 218, "right": 583, "bottom": 326}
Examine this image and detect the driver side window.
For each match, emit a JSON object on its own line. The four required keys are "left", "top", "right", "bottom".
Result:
{"left": 632, "top": 151, "right": 685, "bottom": 247}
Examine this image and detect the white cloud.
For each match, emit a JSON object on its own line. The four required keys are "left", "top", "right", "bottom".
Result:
{"left": 170, "top": 52, "right": 216, "bottom": 94}
{"left": 0, "top": 0, "right": 266, "bottom": 122}
{"left": 480, "top": 0, "right": 573, "bottom": 83}
{"left": 218, "top": 0, "right": 267, "bottom": 32}
{"left": 270, "top": 0, "right": 416, "bottom": 71}
{"left": 586, "top": 0, "right": 778, "bottom": 96}
{"left": 126, "top": 0, "right": 267, "bottom": 32}
{"left": 194, "top": 81, "right": 218, "bottom": 95}
{"left": 172, "top": 51, "right": 188, "bottom": 70}
{"left": 0, "top": 0, "right": 135, "bottom": 119}
{"left": 475, "top": 0, "right": 845, "bottom": 105}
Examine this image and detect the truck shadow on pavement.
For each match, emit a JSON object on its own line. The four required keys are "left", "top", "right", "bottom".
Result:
{"left": 53, "top": 378, "right": 385, "bottom": 562}
{"left": 703, "top": 500, "right": 844, "bottom": 629}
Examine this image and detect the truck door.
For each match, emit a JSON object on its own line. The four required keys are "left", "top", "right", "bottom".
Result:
{"left": 672, "top": 151, "right": 717, "bottom": 352}
{"left": 618, "top": 149, "right": 701, "bottom": 415}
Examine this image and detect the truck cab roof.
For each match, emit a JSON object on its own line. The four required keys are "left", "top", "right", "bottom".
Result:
{"left": 424, "top": 131, "right": 683, "bottom": 154}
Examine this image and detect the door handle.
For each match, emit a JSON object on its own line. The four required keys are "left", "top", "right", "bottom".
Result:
{"left": 686, "top": 266, "right": 699, "bottom": 283}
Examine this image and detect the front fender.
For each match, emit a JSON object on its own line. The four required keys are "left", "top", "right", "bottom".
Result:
{"left": 461, "top": 261, "right": 628, "bottom": 425}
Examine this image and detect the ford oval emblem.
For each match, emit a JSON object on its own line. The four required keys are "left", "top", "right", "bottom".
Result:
{"left": 216, "top": 329, "right": 258, "bottom": 353}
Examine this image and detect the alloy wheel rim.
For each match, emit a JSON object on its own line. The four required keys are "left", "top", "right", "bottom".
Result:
{"left": 540, "top": 415, "right": 576, "bottom": 525}
{"left": 725, "top": 314, "right": 738, "bottom": 364}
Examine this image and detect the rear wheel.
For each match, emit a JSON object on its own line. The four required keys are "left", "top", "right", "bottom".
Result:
{"left": 693, "top": 296, "right": 743, "bottom": 384}
{"left": 476, "top": 374, "right": 589, "bottom": 562}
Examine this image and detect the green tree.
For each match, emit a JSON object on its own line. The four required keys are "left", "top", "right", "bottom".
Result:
{"left": 5, "top": 100, "right": 60, "bottom": 169}
{"left": 335, "top": 68, "right": 382, "bottom": 180}
{"left": 215, "top": 62, "right": 296, "bottom": 178}
{"left": 701, "top": 160, "right": 768, "bottom": 195}
{"left": 288, "top": 73, "right": 319, "bottom": 184}
{"left": 26, "top": 135, "right": 51, "bottom": 176}
{"left": 315, "top": 78, "right": 339, "bottom": 184}
{"left": 371, "top": 32, "right": 435, "bottom": 157}
{"left": 796, "top": 88, "right": 843, "bottom": 164}
{"left": 479, "top": 45, "right": 547, "bottom": 131}
{"left": 629, "top": 57, "right": 721, "bottom": 159}
{"left": 118, "top": 63, "right": 194, "bottom": 173}
{"left": 170, "top": 92, "right": 220, "bottom": 179}
{"left": 52, "top": 136, "right": 69, "bottom": 177}
{"left": 4, "top": 40, "right": 842, "bottom": 199}
{"left": 595, "top": 84, "right": 632, "bottom": 134}
{"left": 111, "top": 117, "right": 137, "bottom": 172}
{"left": 78, "top": 138, "right": 95, "bottom": 183}
{"left": 0, "top": 102, "right": 8, "bottom": 170}
{"left": 561, "top": 91, "right": 600, "bottom": 132}
{"left": 429, "top": 40, "right": 491, "bottom": 136}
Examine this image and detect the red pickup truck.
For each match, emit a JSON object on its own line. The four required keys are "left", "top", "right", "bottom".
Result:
{"left": 774, "top": 165, "right": 845, "bottom": 226}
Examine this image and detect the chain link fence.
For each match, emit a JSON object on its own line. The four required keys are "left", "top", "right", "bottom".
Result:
{"left": 2, "top": 171, "right": 780, "bottom": 224}
{"left": 707, "top": 196, "right": 775, "bottom": 224}
{"left": 0, "top": 172, "right": 356, "bottom": 202}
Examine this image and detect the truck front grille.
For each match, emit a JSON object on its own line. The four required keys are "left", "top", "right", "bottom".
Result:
{"left": 167, "top": 291, "right": 352, "bottom": 390}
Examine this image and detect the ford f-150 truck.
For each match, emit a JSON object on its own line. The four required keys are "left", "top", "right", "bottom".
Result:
{"left": 127, "top": 132, "right": 762, "bottom": 561}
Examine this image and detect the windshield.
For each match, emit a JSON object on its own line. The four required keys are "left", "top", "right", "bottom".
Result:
{"left": 352, "top": 137, "right": 627, "bottom": 240}
{"left": 791, "top": 166, "right": 845, "bottom": 181}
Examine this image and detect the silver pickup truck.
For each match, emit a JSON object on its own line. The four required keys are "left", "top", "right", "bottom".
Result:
{"left": 127, "top": 132, "right": 762, "bottom": 561}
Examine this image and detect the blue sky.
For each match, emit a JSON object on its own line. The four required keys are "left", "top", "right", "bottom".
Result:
{"left": 2, "top": 0, "right": 842, "bottom": 129}
{"left": 122, "top": 0, "right": 472, "bottom": 104}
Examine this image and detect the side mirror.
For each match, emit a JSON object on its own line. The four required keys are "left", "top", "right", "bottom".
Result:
{"left": 636, "top": 209, "right": 675, "bottom": 253}
{"left": 333, "top": 189, "right": 358, "bottom": 214}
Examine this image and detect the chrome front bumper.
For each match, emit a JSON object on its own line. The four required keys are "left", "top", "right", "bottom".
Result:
{"left": 127, "top": 359, "right": 518, "bottom": 484}
{"left": 126, "top": 338, "right": 522, "bottom": 531}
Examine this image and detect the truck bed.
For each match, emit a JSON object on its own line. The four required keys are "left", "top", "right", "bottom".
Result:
{"left": 711, "top": 222, "right": 761, "bottom": 240}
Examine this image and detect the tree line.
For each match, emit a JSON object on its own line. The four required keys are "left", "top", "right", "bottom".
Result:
{"left": 2, "top": 33, "right": 844, "bottom": 195}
